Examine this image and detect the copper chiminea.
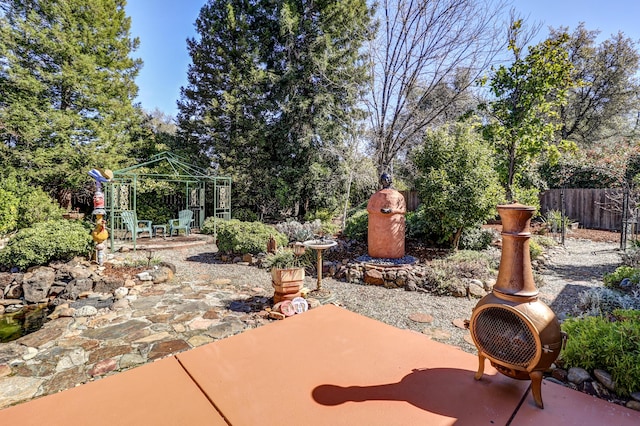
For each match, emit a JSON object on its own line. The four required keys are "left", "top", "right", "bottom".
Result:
{"left": 469, "top": 203, "right": 564, "bottom": 409}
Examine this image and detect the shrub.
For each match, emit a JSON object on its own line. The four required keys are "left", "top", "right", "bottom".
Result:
{"left": 343, "top": 209, "right": 368, "bottom": 242}
{"left": 574, "top": 287, "right": 640, "bottom": 317}
{"left": 412, "top": 122, "right": 502, "bottom": 249}
{"left": 0, "top": 220, "right": 92, "bottom": 270}
{"left": 0, "top": 178, "right": 64, "bottom": 234}
{"left": 200, "top": 217, "right": 287, "bottom": 255}
{"left": 603, "top": 266, "right": 640, "bottom": 288}
{"left": 459, "top": 227, "right": 496, "bottom": 251}
{"left": 304, "top": 209, "right": 335, "bottom": 223}
{"left": 275, "top": 219, "right": 322, "bottom": 242}
{"left": 561, "top": 310, "right": 640, "bottom": 397}
{"left": 543, "top": 209, "right": 573, "bottom": 233}
{"left": 529, "top": 238, "right": 543, "bottom": 260}
{"left": 16, "top": 189, "right": 65, "bottom": 229}
{"left": 418, "top": 251, "right": 498, "bottom": 296}
{"left": 510, "top": 185, "right": 541, "bottom": 214}
{"left": 232, "top": 208, "right": 259, "bottom": 222}
{"left": 262, "top": 248, "right": 310, "bottom": 271}
{"left": 136, "top": 194, "right": 173, "bottom": 226}
{"left": 533, "top": 235, "right": 556, "bottom": 248}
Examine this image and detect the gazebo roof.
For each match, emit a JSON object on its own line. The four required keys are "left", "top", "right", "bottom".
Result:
{"left": 113, "top": 151, "right": 216, "bottom": 181}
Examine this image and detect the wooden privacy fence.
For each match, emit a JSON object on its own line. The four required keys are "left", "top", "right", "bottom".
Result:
{"left": 539, "top": 188, "right": 632, "bottom": 231}
{"left": 399, "top": 190, "right": 420, "bottom": 212}
{"left": 402, "top": 188, "right": 633, "bottom": 231}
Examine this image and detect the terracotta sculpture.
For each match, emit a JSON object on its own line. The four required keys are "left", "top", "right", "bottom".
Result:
{"left": 366, "top": 173, "right": 406, "bottom": 259}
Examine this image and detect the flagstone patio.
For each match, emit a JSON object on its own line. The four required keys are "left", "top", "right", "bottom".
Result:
{"left": 0, "top": 304, "right": 638, "bottom": 425}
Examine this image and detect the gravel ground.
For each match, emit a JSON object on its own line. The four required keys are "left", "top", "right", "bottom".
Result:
{"left": 122, "top": 234, "right": 624, "bottom": 355}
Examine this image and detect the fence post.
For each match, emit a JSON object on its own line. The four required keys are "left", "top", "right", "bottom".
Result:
{"left": 621, "top": 188, "right": 629, "bottom": 251}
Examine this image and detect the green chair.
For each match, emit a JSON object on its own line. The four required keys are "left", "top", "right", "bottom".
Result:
{"left": 169, "top": 209, "right": 193, "bottom": 237}
{"left": 120, "top": 210, "right": 153, "bottom": 240}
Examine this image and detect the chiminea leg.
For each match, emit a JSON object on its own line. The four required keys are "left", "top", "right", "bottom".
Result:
{"left": 529, "top": 370, "right": 544, "bottom": 409}
{"left": 474, "top": 353, "right": 486, "bottom": 380}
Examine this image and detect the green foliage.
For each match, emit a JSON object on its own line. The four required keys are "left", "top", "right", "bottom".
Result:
{"left": 550, "top": 24, "right": 640, "bottom": 146}
{"left": 304, "top": 209, "right": 335, "bottom": 223}
{"left": 532, "top": 235, "right": 557, "bottom": 248}
{"left": 412, "top": 122, "right": 503, "bottom": 249}
{"left": 262, "top": 248, "right": 309, "bottom": 271}
{"left": 0, "top": 0, "right": 143, "bottom": 199}
{"left": 178, "top": 0, "right": 375, "bottom": 218}
{"left": 510, "top": 185, "right": 540, "bottom": 213}
{"left": 458, "top": 227, "right": 496, "bottom": 251}
{"left": 482, "top": 20, "right": 574, "bottom": 200}
{"left": 15, "top": 188, "right": 65, "bottom": 230}
{"left": 420, "top": 251, "right": 498, "bottom": 296}
{"left": 529, "top": 238, "right": 543, "bottom": 260}
{"left": 136, "top": 193, "right": 173, "bottom": 226}
{"left": 0, "top": 176, "right": 64, "bottom": 233}
{"left": 0, "top": 189, "right": 19, "bottom": 235}
{"left": 0, "top": 220, "right": 92, "bottom": 270}
{"left": 561, "top": 310, "right": 640, "bottom": 396}
{"left": 200, "top": 218, "right": 287, "bottom": 255}
{"left": 543, "top": 210, "right": 573, "bottom": 233}
{"left": 447, "top": 249, "right": 500, "bottom": 272}
{"left": 343, "top": 210, "right": 368, "bottom": 242}
{"left": 603, "top": 266, "right": 640, "bottom": 288}
{"left": 232, "top": 208, "right": 259, "bottom": 222}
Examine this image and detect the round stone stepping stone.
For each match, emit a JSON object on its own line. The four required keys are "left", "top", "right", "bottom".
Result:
{"left": 409, "top": 313, "right": 433, "bottom": 323}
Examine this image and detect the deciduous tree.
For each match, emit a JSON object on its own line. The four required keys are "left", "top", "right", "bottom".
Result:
{"left": 550, "top": 24, "right": 640, "bottom": 146}
{"left": 365, "top": 0, "right": 508, "bottom": 176}
{"left": 482, "top": 18, "right": 573, "bottom": 201}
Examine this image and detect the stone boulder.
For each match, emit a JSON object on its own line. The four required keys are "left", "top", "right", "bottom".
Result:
{"left": 22, "top": 267, "right": 55, "bottom": 303}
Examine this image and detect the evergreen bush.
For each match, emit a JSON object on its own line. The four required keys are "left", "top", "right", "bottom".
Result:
{"left": 529, "top": 238, "right": 543, "bottom": 260}
{"left": 200, "top": 218, "right": 287, "bottom": 254}
{"left": 0, "top": 177, "right": 64, "bottom": 233}
{"left": 603, "top": 266, "right": 640, "bottom": 288}
{"left": 275, "top": 219, "right": 322, "bottom": 242}
{"left": 0, "top": 219, "right": 92, "bottom": 270}
{"left": 561, "top": 310, "right": 640, "bottom": 397}
{"left": 459, "top": 227, "right": 496, "bottom": 251}
{"left": 343, "top": 210, "right": 368, "bottom": 242}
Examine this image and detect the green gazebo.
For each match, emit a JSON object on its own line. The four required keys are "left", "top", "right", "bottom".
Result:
{"left": 105, "top": 152, "right": 231, "bottom": 249}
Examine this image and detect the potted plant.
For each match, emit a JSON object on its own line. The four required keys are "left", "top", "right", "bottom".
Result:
{"left": 264, "top": 247, "right": 307, "bottom": 303}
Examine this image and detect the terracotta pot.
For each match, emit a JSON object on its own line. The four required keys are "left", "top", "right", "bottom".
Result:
{"left": 272, "top": 268, "right": 304, "bottom": 303}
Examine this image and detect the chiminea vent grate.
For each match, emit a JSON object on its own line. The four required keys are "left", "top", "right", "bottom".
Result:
{"left": 472, "top": 306, "right": 537, "bottom": 368}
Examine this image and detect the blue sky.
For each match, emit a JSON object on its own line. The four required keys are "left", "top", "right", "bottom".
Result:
{"left": 125, "top": 0, "right": 640, "bottom": 117}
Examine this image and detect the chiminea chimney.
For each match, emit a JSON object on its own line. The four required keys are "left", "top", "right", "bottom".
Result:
{"left": 469, "top": 203, "right": 565, "bottom": 409}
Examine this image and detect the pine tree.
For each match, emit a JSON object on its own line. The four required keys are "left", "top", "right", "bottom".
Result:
{"left": 177, "top": 0, "right": 374, "bottom": 218}
{"left": 0, "top": 0, "right": 142, "bottom": 199}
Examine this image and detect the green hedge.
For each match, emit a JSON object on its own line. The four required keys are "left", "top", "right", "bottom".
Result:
{"left": 0, "top": 219, "right": 93, "bottom": 270}
{"left": 201, "top": 217, "right": 288, "bottom": 254}
{"left": 561, "top": 310, "right": 640, "bottom": 397}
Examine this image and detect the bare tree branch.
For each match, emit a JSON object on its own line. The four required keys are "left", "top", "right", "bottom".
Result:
{"left": 365, "top": 0, "right": 509, "bottom": 175}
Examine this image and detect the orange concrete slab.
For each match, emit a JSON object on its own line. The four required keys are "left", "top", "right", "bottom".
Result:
{"left": 0, "top": 357, "right": 226, "bottom": 426}
{"left": 177, "top": 304, "right": 530, "bottom": 425}
{"left": 511, "top": 379, "right": 640, "bottom": 426}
